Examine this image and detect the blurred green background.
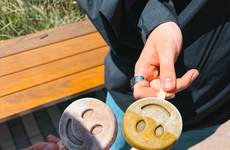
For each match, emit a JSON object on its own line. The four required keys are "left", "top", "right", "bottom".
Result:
{"left": 0, "top": 0, "right": 85, "bottom": 41}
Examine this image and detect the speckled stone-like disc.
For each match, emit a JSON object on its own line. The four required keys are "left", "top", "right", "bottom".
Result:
{"left": 59, "top": 98, "right": 117, "bottom": 150}
{"left": 122, "top": 97, "right": 182, "bottom": 150}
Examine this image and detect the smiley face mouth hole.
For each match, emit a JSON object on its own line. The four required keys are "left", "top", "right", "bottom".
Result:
{"left": 141, "top": 104, "right": 171, "bottom": 117}
{"left": 66, "top": 119, "right": 84, "bottom": 146}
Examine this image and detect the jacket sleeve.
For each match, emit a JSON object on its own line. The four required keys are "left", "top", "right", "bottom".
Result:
{"left": 127, "top": 0, "right": 178, "bottom": 36}
{"left": 77, "top": 0, "right": 178, "bottom": 36}
{"left": 77, "top": 0, "right": 178, "bottom": 53}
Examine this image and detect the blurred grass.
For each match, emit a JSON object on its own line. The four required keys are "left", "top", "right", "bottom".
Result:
{"left": 0, "top": 0, "right": 85, "bottom": 41}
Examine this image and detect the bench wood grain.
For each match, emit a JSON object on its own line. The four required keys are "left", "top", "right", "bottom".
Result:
{"left": 0, "top": 20, "right": 109, "bottom": 123}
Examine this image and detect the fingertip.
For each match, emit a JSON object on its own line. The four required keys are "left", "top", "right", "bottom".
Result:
{"left": 47, "top": 134, "right": 61, "bottom": 143}
{"left": 47, "top": 134, "right": 54, "bottom": 138}
{"left": 174, "top": 69, "right": 199, "bottom": 93}
{"left": 162, "top": 77, "right": 175, "bottom": 91}
{"left": 191, "top": 69, "right": 199, "bottom": 81}
{"left": 47, "top": 134, "right": 55, "bottom": 141}
{"left": 166, "top": 92, "right": 175, "bottom": 99}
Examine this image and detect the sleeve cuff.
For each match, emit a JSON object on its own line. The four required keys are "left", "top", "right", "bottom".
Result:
{"left": 138, "top": 0, "right": 178, "bottom": 35}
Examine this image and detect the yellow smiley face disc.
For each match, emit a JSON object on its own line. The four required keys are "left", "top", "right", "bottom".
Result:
{"left": 122, "top": 97, "right": 182, "bottom": 150}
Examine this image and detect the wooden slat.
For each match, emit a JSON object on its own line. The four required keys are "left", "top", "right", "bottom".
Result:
{"left": 0, "top": 19, "right": 109, "bottom": 123}
{"left": 0, "top": 20, "right": 97, "bottom": 58}
{"left": 0, "top": 32, "right": 107, "bottom": 77}
{"left": 0, "top": 65, "right": 105, "bottom": 123}
{"left": 0, "top": 46, "right": 109, "bottom": 97}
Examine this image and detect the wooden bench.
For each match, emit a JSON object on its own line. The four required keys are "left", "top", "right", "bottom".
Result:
{"left": 0, "top": 20, "right": 109, "bottom": 123}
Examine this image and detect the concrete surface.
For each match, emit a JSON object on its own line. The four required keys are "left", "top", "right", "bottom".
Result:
{"left": 189, "top": 119, "right": 230, "bottom": 150}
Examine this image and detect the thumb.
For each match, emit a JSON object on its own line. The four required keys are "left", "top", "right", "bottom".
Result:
{"left": 43, "top": 143, "right": 58, "bottom": 150}
{"left": 160, "top": 58, "right": 176, "bottom": 92}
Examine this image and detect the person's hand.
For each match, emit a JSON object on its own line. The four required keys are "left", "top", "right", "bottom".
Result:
{"left": 21, "top": 134, "right": 67, "bottom": 150}
{"left": 133, "top": 21, "right": 199, "bottom": 99}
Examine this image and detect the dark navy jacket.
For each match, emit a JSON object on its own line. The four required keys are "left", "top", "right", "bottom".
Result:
{"left": 77, "top": 0, "right": 230, "bottom": 131}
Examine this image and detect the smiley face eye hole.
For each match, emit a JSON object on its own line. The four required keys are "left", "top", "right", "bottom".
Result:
{"left": 155, "top": 125, "right": 164, "bottom": 138}
{"left": 82, "top": 109, "right": 94, "bottom": 119}
{"left": 136, "top": 120, "right": 146, "bottom": 132}
{"left": 141, "top": 104, "right": 171, "bottom": 117}
{"left": 91, "top": 125, "right": 103, "bottom": 135}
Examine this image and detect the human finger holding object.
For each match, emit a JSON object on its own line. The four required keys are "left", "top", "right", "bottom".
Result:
{"left": 133, "top": 22, "right": 199, "bottom": 99}
{"left": 22, "top": 134, "right": 67, "bottom": 150}
{"left": 125, "top": 22, "right": 199, "bottom": 150}
{"left": 58, "top": 98, "right": 118, "bottom": 150}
